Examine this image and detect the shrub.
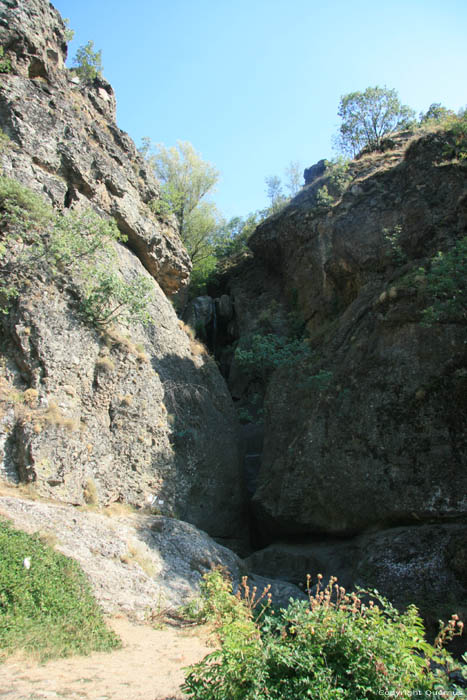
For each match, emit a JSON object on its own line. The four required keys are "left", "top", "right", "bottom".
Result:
{"left": 0, "top": 47, "right": 11, "bottom": 74}
{"left": 234, "top": 333, "right": 310, "bottom": 380}
{"left": 183, "top": 570, "right": 467, "bottom": 700}
{"left": 0, "top": 518, "right": 120, "bottom": 662}
{"left": 442, "top": 111, "right": 467, "bottom": 161}
{"left": 0, "top": 176, "right": 154, "bottom": 326}
{"left": 324, "top": 157, "right": 352, "bottom": 197}
{"left": 314, "top": 184, "right": 335, "bottom": 212}
{"left": 72, "top": 40, "right": 103, "bottom": 82}
{"left": 421, "top": 237, "right": 467, "bottom": 325}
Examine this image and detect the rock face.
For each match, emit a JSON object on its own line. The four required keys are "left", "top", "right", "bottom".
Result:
{"left": 215, "top": 133, "right": 467, "bottom": 632}
{"left": 0, "top": 0, "right": 244, "bottom": 543}
{"left": 248, "top": 133, "right": 467, "bottom": 537}
{"left": 0, "top": 493, "right": 244, "bottom": 617}
{"left": 0, "top": 0, "right": 190, "bottom": 295}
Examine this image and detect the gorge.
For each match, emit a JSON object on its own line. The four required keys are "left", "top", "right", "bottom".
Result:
{"left": 0, "top": 0, "right": 466, "bottom": 657}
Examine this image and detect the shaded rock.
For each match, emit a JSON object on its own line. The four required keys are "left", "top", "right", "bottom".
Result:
{"left": 244, "top": 523, "right": 467, "bottom": 640}
{"left": 216, "top": 294, "right": 233, "bottom": 320}
{"left": 303, "top": 158, "right": 326, "bottom": 186}
{"left": 247, "top": 132, "right": 467, "bottom": 537}
{"left": 182, "top": 295, "right": 214, "bottom": 334}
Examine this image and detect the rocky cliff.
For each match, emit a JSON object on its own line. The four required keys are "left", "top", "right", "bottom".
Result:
{"left": 216, "top": 131, "right": 467, "bottom": 633}
{"left": 0, "top": 0, "right": 245, "bottom": 544}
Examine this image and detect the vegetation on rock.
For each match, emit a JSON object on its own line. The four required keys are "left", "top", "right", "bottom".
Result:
{"left": 0, "top": 176, "right": 153, "bottom": 326}
{"left": 0, "top": 47, "right": 11, "bottom": 74}
{"left": 336, "top": 86, "right": 416, "bottom": 156}
{"left": 0, "top": 518, "right": 120, "bottom": 662}
{"left": 183, "top": 569, "right": 467, "bottom": 700}
{"left": 421, "top": 236, "right": 467, "bottom": 325}
{"left": 72, "top": 40, "right": 103, "bottom": 82}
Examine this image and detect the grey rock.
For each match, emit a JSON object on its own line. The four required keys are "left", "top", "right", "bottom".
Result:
{"left": 247, "top": 132, "right": 467, "bottom": 537}
{"left": 0, "top": 494, "right": 245, "bottom": 616}
{"left": 183, "top": 296, "right": 214, "bottom": 334}
{"left": 243, "top": 523, "right": 467, "bottom": 631}
{"left": 0, "top": 0, "right": 191, "bottom": 295}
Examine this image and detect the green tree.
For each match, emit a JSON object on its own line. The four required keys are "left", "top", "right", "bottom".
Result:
{"left": 420, "top": 102, "right": 456, "bottom": 124}
{"left": 336, "top": 86, "right": 416, "bottom": 157}
{"left": 72, "top": 41, "right": 103, "bottom": 82}
{"left": 284, "top": 160, "right": 303, "bottom": 197}
{"left": 142, "top": 139, "right": 221, "bottom": 264}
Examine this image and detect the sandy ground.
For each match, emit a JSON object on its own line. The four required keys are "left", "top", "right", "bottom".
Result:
{"left": 0, "top": 617, "right": 213, "bottom": 700}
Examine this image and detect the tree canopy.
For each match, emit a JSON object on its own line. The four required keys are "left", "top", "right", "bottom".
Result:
{"left": 336, "top": 86, "right": 415, "bottom": 156}
{"left": 141, "top": 139, "right": 220, "bottom": 266}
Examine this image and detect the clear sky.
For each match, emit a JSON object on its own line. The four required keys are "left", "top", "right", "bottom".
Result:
{"left": 52, "top": 0, "right": 467, "bottom": 220}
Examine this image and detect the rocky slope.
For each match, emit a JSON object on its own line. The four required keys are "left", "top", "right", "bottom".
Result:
{"left": 0, "top": 0, "right": 245, "bottom": 545}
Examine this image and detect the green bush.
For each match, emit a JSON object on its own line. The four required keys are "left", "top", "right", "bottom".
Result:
{"left": 421, "top": 237, "right": 467, "bottom": 324}
{"left": 234, "top": 333, "right": 310, "bottom": 380}
{"left": 325, "top": 157, "right": 352, "bottom": 197}
{"left": 72, "top": 40, "right": 103, "bottom": 82}
{"left": 0, "top": 519, "right": 120, "bottom": 662}
{"left": 442, "top": 112, "right": 467, "bottom": 161}
{"left": 183, "top": 570, "right": 467, "bottom": 700}
{"left": 314, "top": 185, "right": 335, "bottom": 212}
{"left": 0, "top": 47, "right": 11, "bottom": 74}
{"left": 0, "top": 176, "right": 154, "bottom": 326}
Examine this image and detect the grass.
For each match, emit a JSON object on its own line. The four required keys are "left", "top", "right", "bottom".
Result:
{"left": 0, "top": 518, "right": 120, "bottom": 663}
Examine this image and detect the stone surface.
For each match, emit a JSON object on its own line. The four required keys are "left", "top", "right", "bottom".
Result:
{"left": 246, "top": 131, "right": 467, "bottom": 537}
{"left": 0, "top": 0, "right": 245, "bottom": 542}
{"left": 0, "top": 244, "right": 244, "bottom": 540}
{"left": 0, "top": 493, "right": 245, "bottom": 617}
{"left": 0, "top": 0, "right": 191, "bottom": 295}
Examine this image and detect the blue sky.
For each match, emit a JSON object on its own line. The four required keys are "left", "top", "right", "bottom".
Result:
{"left": 52, "top": 0, "right": 467, "bottom": 220}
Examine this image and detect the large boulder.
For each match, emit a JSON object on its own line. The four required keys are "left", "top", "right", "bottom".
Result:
{"left": 0, "top": 493, "right": 245, "bottom": 617}
{"left": 244, "top": 523, "right": 467, "bottom": 640}
{"left": 0, "top": 244, "right": 244, "bottom": 541}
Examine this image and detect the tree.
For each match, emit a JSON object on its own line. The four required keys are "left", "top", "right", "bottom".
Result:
{"left": 419, "top": 102, "right": 456, "bottom": 124}
{"left": 284, "top": 160, "right": 303, "bottom": 197}
{"left": 336, "top": 86, "right": 416, "bottom": 157}
{"left": 72, "top": 41, "right": 103, "bottom": 82}
{"left": 265, "top": 175, "right": 287, "bottom": 213}
{"left": 142, "top": 139, "right": 220, "bottom": 262}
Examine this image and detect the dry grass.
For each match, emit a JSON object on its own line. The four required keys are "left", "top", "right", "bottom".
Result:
{"left": 43, "top": 401, "right": 79, "bottom": 431}
{"left": 101, "top": 326, "right": 150, "bottom": 363}
{"left": 96, "top": 356, "right": 116, "bottom": 371}
{"left": 83, "top": 478, "right": 99, "bottom": 506}
{"left": 120, "top": 538, "right": 157, "bottom": 577}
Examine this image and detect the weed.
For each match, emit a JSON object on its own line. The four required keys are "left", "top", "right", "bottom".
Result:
{"left": 96, "top": 356, "right": 115, "bottom": 371}
{"left": 183, "top": 570, "right": 467, "bottom": 699}
{"left": 121, "top": 539, "right": 157, "bottom": 577}
{"left": 0, "top": 47, "right": 11, "bottom": 74}
{"left": 0, "top": 177, "right": 153, "bottom": 326}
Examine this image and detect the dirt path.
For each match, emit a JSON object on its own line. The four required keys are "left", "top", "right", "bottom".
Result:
{"left": 0, "top": 618, "right": 212, "bottom": 700}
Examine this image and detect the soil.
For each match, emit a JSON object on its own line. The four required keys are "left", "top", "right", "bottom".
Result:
{"left": 0, "top": 617, "right": 213, "bottom": 700}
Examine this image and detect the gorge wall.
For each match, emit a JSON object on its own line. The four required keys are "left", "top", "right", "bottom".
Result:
{"left": 0, "top": 0, "right": 244, "bottom": 546}
{"left": 211, "top": 133, "right": 467, "bottom": 634}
